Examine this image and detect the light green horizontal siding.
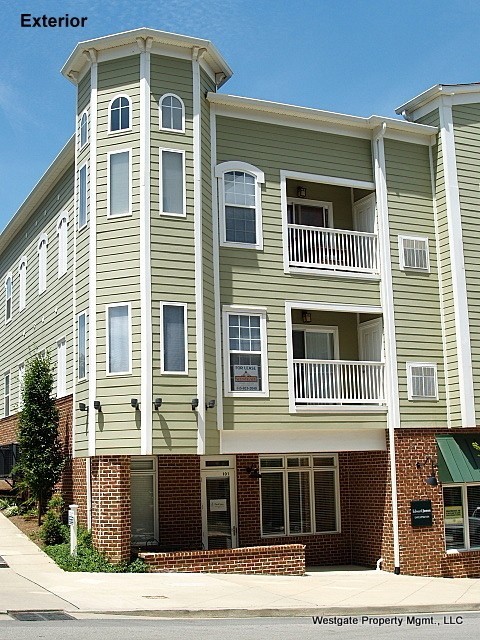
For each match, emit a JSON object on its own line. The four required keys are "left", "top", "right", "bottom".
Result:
{"left": 77, "top": 71, "right": 91, "bottom": 115}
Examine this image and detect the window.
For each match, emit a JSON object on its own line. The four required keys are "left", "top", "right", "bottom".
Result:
{"left": 77, "top": 312, "right": 87, "bottom": 381}
{"left": 57, "top": 213, "right": 68, "bottom": 277}
{"left": 215, "top": 161, "right": 265, "bottom": 249}
{"left": 108, "top": 150, "right": 131, "bottom": 217}
{"left": 18, "top": 363, "right": 24, "bottom": 410}
{"left": 57, "top": 338, "right": 66, "bottom": 397}
{"left": 287, "top": 200, "right": 332, "bottom": 228}
{"left": 444, "top": 484, "right": 480, "bottom": 551}
{"left": 159, "top": 148, "right": 185, "bottom": 216}
{"left": 0, "top": 443, "right": 18, "bottom": 478}
{"left": 18, "top": 257, "right": 27, "bottom": 311}
{"left": 79, "top": 163, "right": 88, "bottom": 229}
{"left": 407, "top": 362, "right": 438, "bottom": 400}
{"left": 5, "top": 273, "right": 12, "bottom": 323}
{"left": 109, "top": 95, "right": 131, "bottom": 132}
{"left": 107, "top": 304, "right": 131, "bottom": 375}
{"left": 292, "top": 326, "right": 338, "bottom": 360}
{"left": 260, "top": 455, "right": 339, "bottom": 536}
{"left": 79, "top": 111, "right": 88, "bottom": 148}
{"left": 37, "top": 234, "right": 48, "bottom": 294}
{"left": 4, "top": 373, "right": 10, "bottom": 418}
{"left": 223, "top": 307, "right": 268, "bottom": 396}
{"left": 160, "top": 94, "right": 185, "bottom": 132}
{"left": 160, "top": 303, "right": 188, "bottom": 374}
{"left": 399, "top": 236, "right": 430, "bottom": 272}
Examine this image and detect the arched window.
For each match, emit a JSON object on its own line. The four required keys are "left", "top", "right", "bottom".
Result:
{"left": 57, "top": 213, "right": 68, "bottom": 277}
{"left": 79, "top": 111, "right": 88, "bottom": 148}
{"left": 109, "top": 95, "right": 131, "bottom": 132}
{"left": 4, "top": 273, "right": 12, "bottom": 323}
{"left": 160, "top": 94, "right": 185, "bottom": 132}
{"left": 18, "top": 257, "right": 27, "bottom": 311}
{"left": 37, "top": 234, "right": 48, "bottom": 294}
{"left": 215, "top": 161, "right": 265, "bottom": 249}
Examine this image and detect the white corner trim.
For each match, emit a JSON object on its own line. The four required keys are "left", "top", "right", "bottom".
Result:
{"left": 193, "top": 52, "right": 206, "bottom": 454}
{"left": 139, "top": 37, "right": 153, "bottom": 454}
{"left": 439, "top": 99, "right": 476, "bottom": 427}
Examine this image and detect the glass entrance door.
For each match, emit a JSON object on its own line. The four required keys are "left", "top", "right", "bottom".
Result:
{"left": 201, "top": 462, "right": 237, "bottom": 550}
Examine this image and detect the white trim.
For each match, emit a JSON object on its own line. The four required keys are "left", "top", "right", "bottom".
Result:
{"left": 88, "top": 52, "right": 97, "bottom": 457}
{"left": 193, "top": 51, "right": 206, "bottom": 454}
{"left": 216, "top": 161, "right": 264, "bottom": 250}
{"left": 211, "top": 106, "right": 224, "bottom": 432}
{"left": 373, "top": 125, "right": 401, "bottom": 575}
{"left": 400, "top": 92, "right": 480, "bottom": 124}
{"left": 222, "top": 305, "right": 269, "bottom": 398}
{"left": 77, "top": 311, "right": 88, "bottom": 382}
{"left": 73, "top": 90, "right": 80, "bottom": 459}
{"left": 292, "top": 324, "right": 339, "bottom": 360}
{"left": 158, "top": 147, "right": 187, "bottom": 217}
{"left": 293, "top": 405, "right": 388, "bottom": 414}
{"left": 78, "top": 161, "right": 88, "bottom": 230}
{"left": 139, "top": 37, "right": 153, "bottom": 455}
{"left": 108, "top": 93, "right": 132, "bottom": 134}
{"left": 439, "top": 99, "right": 476, "bottom": 427}
{"left": 200, "top": 461, "right": 238, "bottom": 550}
{"left": 56, "top": 211, "right": 69, "bottom": 278}
{"left": 406, "top": 361, "right": 439, "bottom": 401}
{"left": 37, "top": 232, "right": 48, "bottom": 251}
{"left": 398, "top": 235, "right": 430, "bottom": 272}
{"left": 285, "top": 300, "right": 382, "bottom": 315}
{"left": 159, "top": 92, "right": 186, "bottom": 133}
{"left": 18, "top": 257, "right": 27, "bottom": 312}
{"left": 4, "top": 272, "right": 12, "bottom": 324}
{"left": 107, "top": 148, "right": 132, "bottom": 218}
{"left": 220, "top": 428, "right": 387, "bottom": 454}
{"left": 18, "top": 362, "right": 24, "bottom": 411}
{"left": 37, "top": 234, "right": 48, "bottom": 294}
{"left": 3, "top": 371, "right": 10, "bottom": 418}
{"left": 442, "top": 483, "right": 480, "bottom": 553}
{"left": 130, "top": 455, "right": 159, "bottom": 545}
{"left": 160, "top": 302, "right": 189, "bottom": 375}
{"left": 105, "top": 302, "right": 132, "bottom": 376}
{"left": 79, "top": 109, "right": 89, "bottom": 150}
{"left": 56, "top": 336, "right": 67, "bottom": 399}
{"left": 280, "top": 169, "right": 375, "bottom": 191}
{"left": 288, "top": 267, "right": 381, "bottom": 281}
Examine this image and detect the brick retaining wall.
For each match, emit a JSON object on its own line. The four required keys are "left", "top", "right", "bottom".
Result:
{"left": 139, "top": 544, "right": 305, "bottom": 575}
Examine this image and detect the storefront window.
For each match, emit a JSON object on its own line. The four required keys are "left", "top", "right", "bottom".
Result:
{"left": 443, "top": 484, "right": 480, "bottom": 551}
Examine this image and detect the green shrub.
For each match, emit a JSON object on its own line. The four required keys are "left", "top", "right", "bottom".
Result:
{"left": 40, "top": 510, "right": 66, "bottom": 546}
{"left": 45, "top": 541, "right": 149, "bottom": 573}
{"left": 3, "top": 504, "right": 19, "bottom": 517}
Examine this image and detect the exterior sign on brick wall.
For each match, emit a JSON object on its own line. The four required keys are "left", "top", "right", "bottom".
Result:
{"left": 411, "top": 500, "right": 433, "bottom": 527}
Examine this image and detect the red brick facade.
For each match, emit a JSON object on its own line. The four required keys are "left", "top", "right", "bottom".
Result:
{"left": 139, "top": 544, "right": 305, "bottom": 575}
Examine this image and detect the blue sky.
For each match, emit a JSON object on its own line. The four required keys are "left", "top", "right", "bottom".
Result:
{"left": 2, "top": 0, "right": 480, "bottom": 227}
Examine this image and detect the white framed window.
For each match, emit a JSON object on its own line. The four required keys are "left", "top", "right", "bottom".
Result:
{"left": 57, "top": 212, "right": 68, "bottom": 277}
{"left": 18, "top": 257, "right": 27, "bottom": 311}
{"left": 37, "top": 233, "right": 48, "bottom": 294}
{"left": 109, "top": 94, "right": 131, "bottom": 133}
{"left": 4, "top": 372, "right": 10, "bottom": 418}
{"left": 56, "top": 338, "right": 67, "bottom": 398}
{"left": 18, "top": 363, "right": 24, "bottom": 411}
{"left": 77, "top": 312, "right": 87, "bottom": 381}
{"left": 159, "top": 94, "right": 185, "bottom": 132}
{"left": 399, "top": 236, "right": 430, "bottom": 272}
{"left": 223, "top": 306, "right": 269, "bottom": 397}
{"left": 407, "top": 362, "right": 438, "bottom": 400}
{"left": 108, "top": 149, "right": 132, "bottom": 218}
{"left": 215, "top": 161, "right": 265, "bottom": 250}
{"left": 4, "top": 273, "right": 12, "bottom": 323}
{"left": 78, "top": 162, "right": 88, "bottom": 229}
{"left": 160, "top": 302, "right": 188, "bottom": 374}
{"left": 444, "top": 484, "right": 480, "bottom": 552}
{"left": 292, "top": 325, "right": 339, "bottom": 360}
{"left": 159, "top": 148, "right": 186, "bottom": 216}
{"left": 106, "top": 303, "right": 131, "bottom": 375}
{"left": 260, "top": 454, "right": 340, "bottom": 537}
{"left": 287, "top": 199, "right": 333, "bottom": 228}
{"left": 79, "top": 111, "right": 88, "bottom": 148}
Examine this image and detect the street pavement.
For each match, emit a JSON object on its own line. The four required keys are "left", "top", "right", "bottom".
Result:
{"left": 2, "top": 513, "right": 480, "bottom": 616}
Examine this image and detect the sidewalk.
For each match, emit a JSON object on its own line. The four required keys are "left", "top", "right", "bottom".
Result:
{"left": 1, "top": 513, "right": 480, "bottom": 617}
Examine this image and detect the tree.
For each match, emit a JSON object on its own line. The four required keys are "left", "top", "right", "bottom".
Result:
{"left": 15, "top": 352, "right": 64, "bottom": 524}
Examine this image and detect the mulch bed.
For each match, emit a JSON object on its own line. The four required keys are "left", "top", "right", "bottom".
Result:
{"left": 6, "top": 514, "right": 43, "bottom": 548}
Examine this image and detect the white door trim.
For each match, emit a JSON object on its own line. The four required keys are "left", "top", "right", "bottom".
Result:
{"left": 200, "top": 459, "right": 238, "bottom": 550}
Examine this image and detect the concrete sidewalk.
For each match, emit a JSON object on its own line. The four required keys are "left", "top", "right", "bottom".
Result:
{"left": 1, "top": 513, "right": 480, "bottom": 616}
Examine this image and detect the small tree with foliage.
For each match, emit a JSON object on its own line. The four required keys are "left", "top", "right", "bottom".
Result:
{"left": 16, "top": 352, "right": 64, "bottom": 524}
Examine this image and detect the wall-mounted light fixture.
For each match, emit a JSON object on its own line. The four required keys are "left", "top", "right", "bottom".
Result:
{"left": 297, "top": 185, "right": 307, "bottom": 199}
{"left": 416, "top": 456, "right": 438, "bottom": 487}
{"left": 154, "top": 398, "right": 163, "bottom": 410}
{"left": 131, "top": 398, "right": 139, "bottom": 410}
{"left": 78, "top": 402, "right": 88, "bottom": 412}
{"left": 245, "top": 465, "right": 262, "bottom": 479}
{"left": 302, "top": 311, "right": 312, "bottom": 324}
{"left": 206, "top": 399, "right": 216, "bottom": 410}
{"left": 93, "top": 400, "right": 102, "bottom": 412}
{"left": 191, "top": 398, "right": 199, "bottom": 411}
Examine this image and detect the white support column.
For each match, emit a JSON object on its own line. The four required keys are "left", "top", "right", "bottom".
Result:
{"left": 138, "top": 37, "right": 153, "bottom": 454}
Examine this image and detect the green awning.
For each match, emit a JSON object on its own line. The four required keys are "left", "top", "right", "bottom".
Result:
{"left": 437, "top": 435, "right": 480, "bottom": 483}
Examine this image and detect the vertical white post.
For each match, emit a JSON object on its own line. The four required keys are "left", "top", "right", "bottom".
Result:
{"left": 69, "top": 504, "right": 78, "bottom": 557}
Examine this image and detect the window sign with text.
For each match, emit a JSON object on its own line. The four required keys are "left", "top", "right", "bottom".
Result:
{"left": 233, "top": 364, "right": 259, "bottom": 391}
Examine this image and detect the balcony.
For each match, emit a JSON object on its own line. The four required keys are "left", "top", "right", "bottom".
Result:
{"left": 288, "top": 225, "right": 378, "bottom": 274}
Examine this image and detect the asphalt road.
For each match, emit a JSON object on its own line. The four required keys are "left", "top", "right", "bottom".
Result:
{"left": 0, "top": 614, "right": 477, "bottom": 639}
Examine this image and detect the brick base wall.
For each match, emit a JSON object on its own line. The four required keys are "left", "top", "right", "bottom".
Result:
{"left": 139, "top": 544, "right": 305, "bottom": 575}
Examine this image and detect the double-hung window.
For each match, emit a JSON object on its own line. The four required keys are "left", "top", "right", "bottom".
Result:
{"left": 215, "top": 162, "right": 265, "bottom": 249}
{"left": 159, "top": 148, "right": 185, "bottom": 216}
{"left": 57, "top": 338, "right": 66, "bottom": 397}
{"left": 57, "top": 213, "right": 68, "bottom": 277}
{"left": 4, "top": 372, "right": 10, "bottom": 418}
{"left": 399, "top": 236, "right": 430, "bottom": 272}
{"left": 78, "top": 163, "right": 88, "bottom": 229}
{"left": 77, "top": 312, "right": 87, "bottom": 381}
{"left": 407, "top": 362, "right": 438, "bottom": 400}
{"left": 37, "top": 234, "right": 48, "bottom": 294}
{"left": 444, "top": 484, "right": 480, "bottom": 551}
{"left": 107, "top": 303, "right": 131, "bottom": 375}
{"left": 223, "top": 307, "right": 268, "bottom": 397}
{"left": 109, "top": 95, "right": 131, "bottom": 132}
{"left": 18, "top": 257, "right": 27, "bottom": 311}
{"left": 108, "top": 150, "right": 131, "bottom": 217}
{"left": 160, "top": 94, "right": 185, "bottom": 132}
{"left": 160, "top": 302, "right": 188, "bottom": 374}
{"left": 5, "top": 273, "right": 12, "bottom": 323}
{"left": 260, "top": 455, "right": 339, "bottom": 536}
